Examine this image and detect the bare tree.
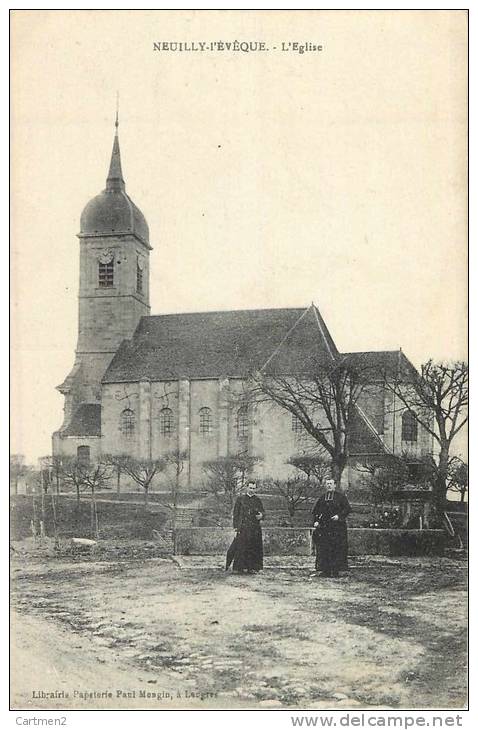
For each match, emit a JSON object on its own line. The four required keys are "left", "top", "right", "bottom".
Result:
{"left": 37, "top": 456, "right": 54, "bottom": 539}
{"left": 265, "top": 476, "right": 318, "bottom": 519}
{"left": 202, "top": 455, "right": 260, "bottom": 516}
{"left": 356, "top": 454, "right": 409, "bottom": 506}
{"left": 447, "top": 457, "right": 468, "bottom": 504}
{"left": 163, "top": 449, "right": 188, "bottom": 527}
{"left": 287, "top": 451, "right": 331, "bottom": 488}
{"left": 250, "top": 356, "right": 373, "bottom": 487}
{"left": 103, "top": 454, "right": 131, "bottom": 495}
{"left": 28, "top": 467, "right": 48, "bottom": 539}
{"left": 81, "top": 460, "right": 114, "bottom": 539}
{"left": 10, "top": 454, "right": 30, "bottom": 495}
{"left": 384, "top": 360, "right": 468, "bottom": 508}
{"left": 60, "top": 457, "right": 90, "bottom": 508}
{"left": 38, "top": 455, "right": 63, "bottom": 495}
{"left": 60, "top": 457, "right": 112, "bottom": 537}
{"left": 120, "top": 457, "right": 166, "bottom": 507}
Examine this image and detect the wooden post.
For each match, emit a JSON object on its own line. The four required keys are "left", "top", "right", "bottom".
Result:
{"left": 40, "top": 469, "right": 46, "bottom": 541}
{"left": 51, "top": 491, "right": 59, "bottom": 548}
{"left": 90, "top": 491, "right": 95, "bottom": 538}
{"left": 94, "top": 499, "right": 99, "bottom": 540}
{"left": 31, "top": 490, "right": 38, "bottom": 543}
{"left": 90, "top": 487, "right": 99, "bottom": 540}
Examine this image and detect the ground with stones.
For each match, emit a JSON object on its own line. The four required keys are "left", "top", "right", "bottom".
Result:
{"left": 10, "top": 545, "right": 467, "bottom": 710}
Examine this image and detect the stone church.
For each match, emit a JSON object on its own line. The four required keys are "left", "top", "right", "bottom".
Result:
{"left": 52, "top": 123, "right": 433, "bottom": 490}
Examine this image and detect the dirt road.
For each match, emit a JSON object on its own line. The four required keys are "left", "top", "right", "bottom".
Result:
{"left": 10, "top": 553, "right": 467, "bottom": 710}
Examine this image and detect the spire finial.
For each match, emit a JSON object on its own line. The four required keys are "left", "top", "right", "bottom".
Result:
{"left": 106, "top": 94, "right": 124, "bottom": 190}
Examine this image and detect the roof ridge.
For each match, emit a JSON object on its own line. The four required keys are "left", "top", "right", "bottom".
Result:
{"left": 260, "top": 307, "right": 313, "bottom": 373}
{"left": 144, "top": 307, "right": 308, "bottom": 319}
{"left": 311, "top": 303, "right": 338, "bottom": 360}
{"left": 354, "top": 403, "right": 392, "bottom": 455}
{"left": 104, "top": 306, "right": 345, "bottom": 384}
{"left": 342, "top": 349, "right": 401, "bottom": 355}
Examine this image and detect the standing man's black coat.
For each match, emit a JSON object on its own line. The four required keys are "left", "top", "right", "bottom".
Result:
{"left": 312, "top": 489, "right": 351, "bottom": 576}
{"left": 232, "top": 493, "right": 265, "bottom": 572}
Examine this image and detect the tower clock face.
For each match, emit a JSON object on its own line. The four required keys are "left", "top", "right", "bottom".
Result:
{"left": 98, "top": 248, "right": 114, "bottom": 264}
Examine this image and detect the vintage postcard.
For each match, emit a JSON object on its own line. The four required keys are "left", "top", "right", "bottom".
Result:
{"left": 10, "top": 10, "right": 468, "bottom": 713}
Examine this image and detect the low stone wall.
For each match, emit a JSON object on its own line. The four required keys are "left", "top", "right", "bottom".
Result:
{"left": 174, "top": 527, "right": 446, "bottom": 557}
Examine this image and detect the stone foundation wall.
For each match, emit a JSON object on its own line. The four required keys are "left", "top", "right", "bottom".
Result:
{"left": 175, "top": 527, "right": 446, "bottom": 557}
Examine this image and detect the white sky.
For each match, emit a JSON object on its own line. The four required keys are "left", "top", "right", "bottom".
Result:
{"left": 10, "top": 10, "right": 467, "bottom": 464}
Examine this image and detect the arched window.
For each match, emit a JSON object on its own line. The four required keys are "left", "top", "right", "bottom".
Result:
{"left": 199, "top": 407, "right": 213, "bottom": 435}
{"left": 292, "top": 414, "right": 304, "bottom": 433}
{"left": 160, "top": 408, "right": 174, "bottom": 437}
{"left": 237, "top": 406, "right": 249, "bottom": 440}
{"left": 77, "top": 445, "right": 90, "bottom": 466}
{"left": 120, "top": 408, "right": 135, "bottom": 439}
{"left": 402, "top": 410, "right": 418, "bottom": 442}
{"left": 98, "top": 257, "right": 114, "bottom": 287}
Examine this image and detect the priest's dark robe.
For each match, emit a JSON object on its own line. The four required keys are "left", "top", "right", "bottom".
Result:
{"left": 312, "top": 490, "right": 351, "bottom": 575}
{"left": 232, "top": 494, "right": 265, "bottom": 572}
{"left": 225, "top": 536, "right": 237, "bottom": 571}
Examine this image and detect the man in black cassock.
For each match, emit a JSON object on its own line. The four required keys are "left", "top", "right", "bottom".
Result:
{"left": 312, "top": 478, "right": 351, "bottom": 578}
{"left": 231, "top": 480, "right": 265, "bottom": 573}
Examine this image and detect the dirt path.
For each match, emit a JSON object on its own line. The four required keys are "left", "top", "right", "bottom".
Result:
{"left": 11, "top": 554, "right": 467, "bottom": 710}
{"left": 11, "top": 609, "right": 262, "bottom": 710}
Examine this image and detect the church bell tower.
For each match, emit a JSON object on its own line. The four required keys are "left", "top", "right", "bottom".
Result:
{"left": 54, "top": 114, "right": 152, "bottom": 436}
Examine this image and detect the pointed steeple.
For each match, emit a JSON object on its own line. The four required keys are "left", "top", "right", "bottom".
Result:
{"left": 106, "top": 104, "right": 125, "bottom": 191}
{"left": 79, "top": 104, "right": 150, "bottom": 245}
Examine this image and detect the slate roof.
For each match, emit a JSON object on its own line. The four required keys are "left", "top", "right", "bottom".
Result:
{"left": 102, "top": 305, "right": 340, "bottom": 383}
{"left": 102, "top": 305, "right": 417, "bottom": 387}
{"left": 100, "top": 305, "right": 414, "bottom": 457}
{"left": 61, "top": 404, "right": 101, "bottom": 437}
{"left": 342, "top": 350, "right": 418, "bottom": 382}
{"left": 57, "top": 361, "right": 83, "bottom": 395}
{"left": 79, "top": 128, "right": 149, "bottom": 246}
{"left": 348, "top": 406, "right": 390, "bottom": 456}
